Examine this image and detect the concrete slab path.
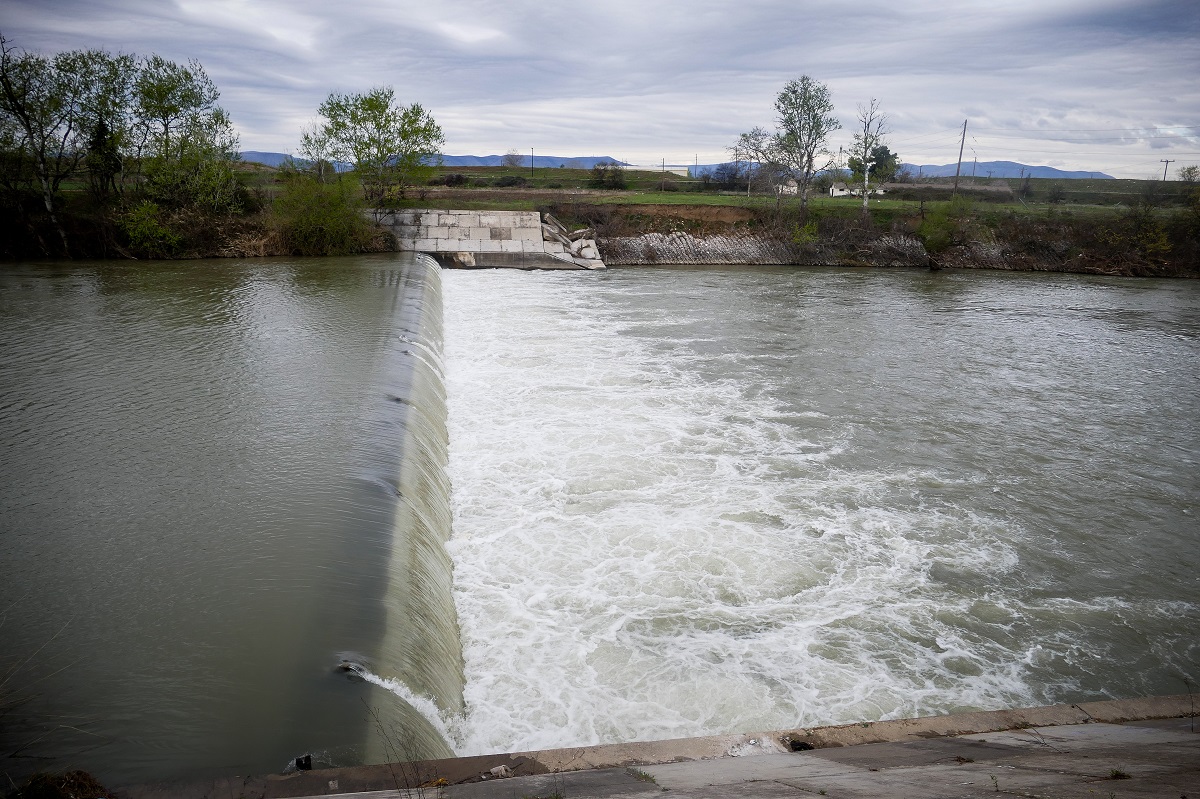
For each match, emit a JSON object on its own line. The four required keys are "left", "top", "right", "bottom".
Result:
{"left": 118, "top": 698, "right": 1198, "bottom": 799}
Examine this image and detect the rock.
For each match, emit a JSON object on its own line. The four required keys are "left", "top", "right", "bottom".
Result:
{"left": 448, "top": 251, "right": 476, "bottom": 268}
{"left": 489, "top": 765, "right": 513, "bottom": 778}
{"left": 568, "top": 227, "right": 595, "bottom": 241}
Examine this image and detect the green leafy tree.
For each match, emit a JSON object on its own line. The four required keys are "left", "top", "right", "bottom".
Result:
{"left": 133, "top": 55, "right": 219, "bottom": 160}
{"left": 142, "top": 106, "right": 241, "bottom": 213}
{"left": 849, "top": 144, "right": 899, "bottom": 185}
{"left": 306, "top": 86, "right": 444, "bottom": 216}
{"left": 735, "top": 76, "right": 841, "bottom": 214}
{"left": 1178, "top": 165, "right": 1199, "bottom": 185}
{"left": 133, "top": 54, "right": 240, "bottom": 214}
{"left": 0, "top": 34, "right": 134, "bottom": 252}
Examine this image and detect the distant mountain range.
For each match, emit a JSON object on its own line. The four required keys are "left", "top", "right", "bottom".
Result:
{"left": 240, "top": 152, "right": 1112, "bottom": 180}
{"left": 238, "top": 151, "right": 627, "bottom": 169}
{"left": 904, "top": 160, "right": 1113, "bottom": 180}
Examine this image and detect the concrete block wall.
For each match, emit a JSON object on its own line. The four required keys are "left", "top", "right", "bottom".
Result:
{"left": 379, "top": 209, "right": 605, "bottom": 270}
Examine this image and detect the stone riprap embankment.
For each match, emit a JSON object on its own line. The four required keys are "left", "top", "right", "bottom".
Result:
{"left": 381, "top": 209, "right": 605, "bottom": 270}
{"left": 599, "top": 232, "right": 795, "bottom": 265}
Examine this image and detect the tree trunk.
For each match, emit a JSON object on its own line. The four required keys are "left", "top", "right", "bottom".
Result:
{"left": 35, "top": 157, "right": 70, "bottom": 256}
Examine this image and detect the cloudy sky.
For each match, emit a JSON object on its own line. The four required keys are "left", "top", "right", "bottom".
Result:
{"left": 3, "top": 0, "right": 1198, "bottom": 178}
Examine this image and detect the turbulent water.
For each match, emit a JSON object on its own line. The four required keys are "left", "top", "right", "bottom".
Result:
{"left": 1, "top": 258, "right": 1197, "bottom": 785}
{"left": 440, "top": 266, "right": 1200, "bottom": 755}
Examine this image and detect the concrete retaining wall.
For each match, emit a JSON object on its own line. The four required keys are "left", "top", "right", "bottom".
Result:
{"left": 380, "top": 209, "right": 605, "bottom": 270}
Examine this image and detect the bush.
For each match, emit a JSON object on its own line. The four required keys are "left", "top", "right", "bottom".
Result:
{"left": 589, "top": 162, "right": 627, "bottom": 190}
{"left": 272, "top": 176, "right": 375, "bottom": 256}
{"left": 917, "top": 195, "right": 974, "bottom": 254}
{"left": 119, "top": 201, "right": 181, "bottom": 257}
{"left": 495, "top": 175, "right": 527, "bottom": 187}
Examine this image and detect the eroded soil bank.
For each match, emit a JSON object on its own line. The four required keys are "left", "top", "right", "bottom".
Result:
{"left": 546, "top": 201, "right": 1200, "bottom": 277}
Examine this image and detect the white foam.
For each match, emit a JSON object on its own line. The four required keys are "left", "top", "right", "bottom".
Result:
{"left": 358, "top": 667, "right": 459, "bottom": 747}
{"left": 438, "top": 270, "right": 1195, "bottom": 756}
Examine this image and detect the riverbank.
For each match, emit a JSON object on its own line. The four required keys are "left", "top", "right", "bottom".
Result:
{"left": 115, "top": 695, "right": 1198, "bottom": 798}
{"left": 6, "top": 187, "right": 1197, "bottom": 278}
{"left": 539, "top": 200, "right": 1199, "bottom": 278}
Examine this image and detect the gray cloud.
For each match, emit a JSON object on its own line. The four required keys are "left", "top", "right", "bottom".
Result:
{"left": 2, "top": 0, "right": 1197, "bottom": 176}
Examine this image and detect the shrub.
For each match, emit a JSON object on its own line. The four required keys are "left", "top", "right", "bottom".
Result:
{"left": 495, "top": 175, "right": 527, "bottom": 187}
{"left": 791, "top": 219, "right": 818, "bottom": 245}
{"left": 918, "top": 195, "right": 974, "bottom": 254}
{"left": 589, "top": 162, "right": 627, "bottom": 189}
{"left": 272, "top": 175, "right": 375, "bottom": 256}
{"left": 120, "top": 201, "right": 181, "bottom": 257}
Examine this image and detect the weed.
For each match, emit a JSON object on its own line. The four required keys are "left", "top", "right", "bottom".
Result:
{"left": 1108, "top": 768, "right": 1131, "bottom": 780}
{"left": 627, "top": 768, "right": 657, "bottom": 784}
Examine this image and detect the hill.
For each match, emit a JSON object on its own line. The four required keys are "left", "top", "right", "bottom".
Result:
{"left": 237, "top": 152, "right": 628, "bottom": 169}
{"left": 904, "top": 160, "right": 1113, "bottom": 180}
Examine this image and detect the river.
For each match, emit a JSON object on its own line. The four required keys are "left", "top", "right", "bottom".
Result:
{"left": 1, "top": 257, "right": 1197, "bottom": 785}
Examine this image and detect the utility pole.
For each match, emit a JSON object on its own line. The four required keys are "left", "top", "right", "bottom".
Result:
{"left": 1161, "top": 159, "right": 1174, "bottom": 181}
{"left": 531, "top": 147, "right": 535, "bottom": 178}
{"left": 952, "top": 119, "right": 967, "bottom": 196}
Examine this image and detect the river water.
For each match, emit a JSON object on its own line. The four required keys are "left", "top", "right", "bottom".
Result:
{"left": 439, "top": 266, "right": 1200, "bottom": 754}
{"left": 1, "top": 258, "right": 1197, "bottom": 785}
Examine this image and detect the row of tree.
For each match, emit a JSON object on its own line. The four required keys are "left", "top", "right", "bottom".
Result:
{"left": 0, "top": 33, "right": 241, "bottom": 253}
{"left": 733, "top": 76, "right": 898, "bottom": 215}
{"left": 0, "top": 32, "right": 447, "bottom": 257}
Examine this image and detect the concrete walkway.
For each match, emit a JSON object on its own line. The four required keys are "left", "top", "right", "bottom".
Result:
{"left": 120, "top": 696, "right": 1198, "bottom": 799}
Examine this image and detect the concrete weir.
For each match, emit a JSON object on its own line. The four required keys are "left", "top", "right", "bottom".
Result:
{"left": 380, "top": 209, "right": 606, "bottom": 271}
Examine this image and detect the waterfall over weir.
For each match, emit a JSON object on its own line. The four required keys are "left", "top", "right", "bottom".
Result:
{"left": 357, "top": 253, "right": 463, "bottom": 761}
{"left": 0, "top": 253, "right": 464, "bottom": 784}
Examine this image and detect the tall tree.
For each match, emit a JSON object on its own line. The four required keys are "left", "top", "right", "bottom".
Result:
{"left": 133, "top": 55, "right": 219, "bottom": 160}
{"left": 133, "top": 55, "right": 240, "bottom": 213}
{"left": 735, "top": 76, "right": 841, "bottom": 214}
{"left": 0, "top": 35, "right": 133, "bottom": 252}
{"left": 847, "top": 99, "right": 889, "bottom": 215}
{"left": 308, "top": 86, "right": 443, "bottom": 216}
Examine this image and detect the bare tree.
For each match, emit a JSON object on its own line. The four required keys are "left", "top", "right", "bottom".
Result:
{"left": 847, "top": 98, "right": 888, "bottom": 215}
{"left": 734, "top": 76, "right": 840, "bottom": 215}
{"left": 501, "top": 148, "right": 522, "bottom": 168}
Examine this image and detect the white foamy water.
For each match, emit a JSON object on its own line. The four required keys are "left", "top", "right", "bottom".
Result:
{"left": 441, "top": 267, "right": 1200, "bottom": 756}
